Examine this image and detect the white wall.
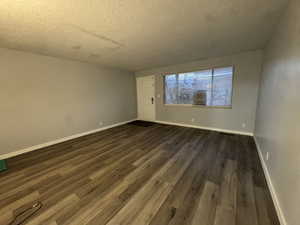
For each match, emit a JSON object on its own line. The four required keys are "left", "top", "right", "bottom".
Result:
{"left": 255, "top": 1, "right": 300, "bottom": 225}
{"left": 0, "top": 48, "right": 137, "bottom": 156}
{"left": 136, "top": 50, "right": 262, "bottom": 134}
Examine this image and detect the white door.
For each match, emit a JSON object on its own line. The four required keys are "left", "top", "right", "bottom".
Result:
{"left": 136, "top": 75, "right": 155, "bottom": 121}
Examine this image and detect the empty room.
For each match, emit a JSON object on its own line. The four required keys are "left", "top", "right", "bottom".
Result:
{"left": 0, "top": 1, "right": 298, "bottom": 225}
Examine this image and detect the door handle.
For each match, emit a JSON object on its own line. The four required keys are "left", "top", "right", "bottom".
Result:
{"left": 151, "top": 97, "right": 154, "bottom": 104}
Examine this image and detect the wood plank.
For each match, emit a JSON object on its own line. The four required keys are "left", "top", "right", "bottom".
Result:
{"left": 0, "top": 191, "right": 40, "bottom": 216}
{"left": 26, "top": 194, "right": 79, "bottom": 225}
{"left": 149, "top": 132, "right": 215, "bottom": 225}
{"left": 254, "top": 187, "right": 272, "bottom": 225}
{"left": 191, "top": 181, "right": 220, "bottom": 225}
{"left": 0, "top": 124, "right": 280, "bottom": 225}
{"left": 106, "top": 142, "right": 197, "bottom": 225}
{"left": 213, "top": 160, "right": 238, "bottom": 225}
{"left": 236, "top": 172, "right": 259, "bottom": 225}
{"left": 130, "top": 182, "right": 171, "bottom": 225}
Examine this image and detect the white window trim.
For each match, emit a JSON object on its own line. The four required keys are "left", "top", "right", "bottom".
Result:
{"left": 164, "top": 104, "right": 232, "bottom": 109}
{"left": 163, "top": 65, "right": 234, "bottom": 108}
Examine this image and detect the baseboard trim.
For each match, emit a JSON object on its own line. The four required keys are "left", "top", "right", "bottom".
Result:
{"left": 254, "top": 136, "right": 287, "bottom": 225}
{"left": 0, "top": 119, "right": 137, "bottom": 160}
{"left": 155, "top": 120, "right": 253, "bottom": 136}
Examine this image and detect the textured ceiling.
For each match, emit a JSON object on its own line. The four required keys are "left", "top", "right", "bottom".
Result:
{"left": 0, "top": 0, "right": 288, "bottom": 71}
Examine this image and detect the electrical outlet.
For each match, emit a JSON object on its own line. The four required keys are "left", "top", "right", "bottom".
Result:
{"left": 242, "top": 123, "right": 246, "bottom": 128}
{"left": 99, "top": 122, "right": 103, "bottom": 126}
{"left": 191, "top": 118, "right": 195, "bottom": 122}
{"left": 266, "top": 152, "right": 269, "bottom": 161}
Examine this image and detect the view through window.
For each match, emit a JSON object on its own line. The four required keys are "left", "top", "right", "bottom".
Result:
{"left": 164, "top": 66, "right": 233, "bottom": 107}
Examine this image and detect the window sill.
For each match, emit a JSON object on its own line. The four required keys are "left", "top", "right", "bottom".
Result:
{"left": 164, "top": 104, "right": 232, "bottom": 109}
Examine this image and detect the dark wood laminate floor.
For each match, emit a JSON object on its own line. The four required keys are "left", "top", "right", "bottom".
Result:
{"left": 0, "top": 123, "right": 280, "bottom": 225}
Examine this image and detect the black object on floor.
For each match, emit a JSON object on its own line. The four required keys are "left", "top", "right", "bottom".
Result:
{"left": 9, "top": 202, "right": 43, "bottom": 225}
{"left": 219, "top": 132, "right": 234, "bottom": 136}
{"left": 129, "top": 120, "right": 155, "bottom": 127}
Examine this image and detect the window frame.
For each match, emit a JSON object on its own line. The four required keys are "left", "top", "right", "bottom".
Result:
{"left": 163, "top": 65, "right": 235, "bottom": 109}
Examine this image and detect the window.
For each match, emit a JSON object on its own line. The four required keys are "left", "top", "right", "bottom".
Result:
{"left": 164, "top": 66, "right": 233, "bottom": 107}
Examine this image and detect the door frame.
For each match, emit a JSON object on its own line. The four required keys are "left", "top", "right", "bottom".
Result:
{"left": 136, "top": 75, "right": 156, "bottom": 122}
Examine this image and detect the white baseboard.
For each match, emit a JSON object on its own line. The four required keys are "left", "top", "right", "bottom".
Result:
{"left": 155, "top": 120, "right": 253, "bottom": 136}
{"left": 0, "top": 119, "right": 137, "bottom": 160}
{"left": 254, "top": 136, "right": 287, "bottom": 225}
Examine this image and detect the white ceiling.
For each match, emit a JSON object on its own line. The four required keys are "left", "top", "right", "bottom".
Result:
{"left": 0, "top": 0, "right": 288, "bottom": 71}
